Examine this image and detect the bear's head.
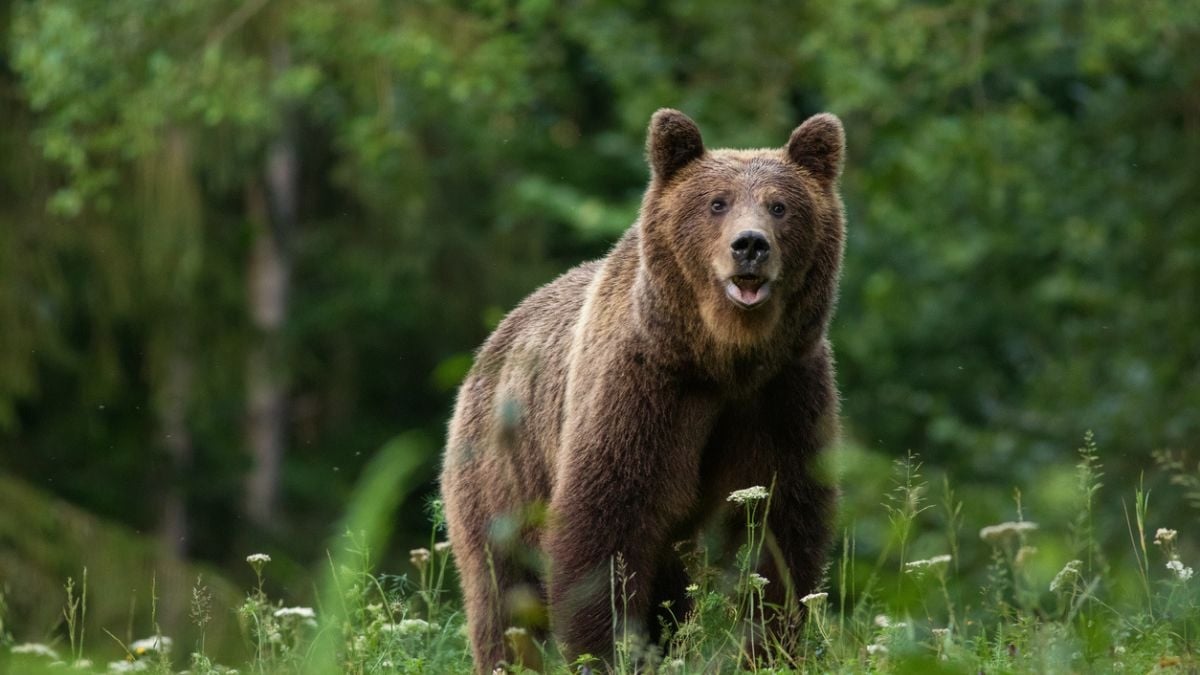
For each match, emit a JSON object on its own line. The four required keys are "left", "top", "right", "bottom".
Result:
{"left": 638, "top": 109, "right": 845, "bottom": 352}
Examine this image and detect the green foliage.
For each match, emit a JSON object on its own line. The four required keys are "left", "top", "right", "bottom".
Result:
{"left": 811, "top": 1, "right": 1200, "bottom": 480}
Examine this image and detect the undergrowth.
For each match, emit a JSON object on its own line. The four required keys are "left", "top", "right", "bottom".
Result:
{"left": 2, "top": 435, "right": 1197, "bottom": 674}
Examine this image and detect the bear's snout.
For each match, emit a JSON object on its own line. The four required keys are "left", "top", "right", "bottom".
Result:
{"left": 730, "top": 230, "right": 771, "bottom": 269}
{"left": 724, "top": 230, "right": 775, "bottom": 309}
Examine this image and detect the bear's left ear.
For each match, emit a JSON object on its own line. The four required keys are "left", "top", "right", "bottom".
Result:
{"left": 786, "top": 113, "right": 845, "bottom": 183}
{"left": 647, "top": 108, "right": 705, "bottom": 181}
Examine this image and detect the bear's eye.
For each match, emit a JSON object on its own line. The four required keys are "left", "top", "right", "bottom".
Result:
{"left": 710, "top": 198, "right": 728, "bottom": 214}
{"left": 769, "top": 202, "right": 786, "bottom": 217}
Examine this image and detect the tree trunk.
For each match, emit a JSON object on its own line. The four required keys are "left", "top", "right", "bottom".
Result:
{"left": 151, "top": 128, "right": 201, "bottom": 559}
{"left": 243, "top": 179, "right": 290, "bottom": 528}
{"left": 158, "top": 342, "right": 193, "bottom": 557}
{"left": 243, "top": 41, "right": 297, "bottom": 529}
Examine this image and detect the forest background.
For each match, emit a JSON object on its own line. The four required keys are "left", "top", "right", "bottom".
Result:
{"left": 1, "top": 0, "right": 1198, "bottom": 663}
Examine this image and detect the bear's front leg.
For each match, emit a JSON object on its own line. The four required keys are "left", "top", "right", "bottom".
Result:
{"left": 753, "top": 353, "right": 839, "bottom": 653}
{"left": 544, "top": 377, "right": 714, "bottom": 667}
{"left": 726, "top": 459, "right": 835, "bottom": 666}
{"left": 545, "top": 489, "right": 667, "bottom": 666}
{"left": 759, "top": 459, "right": 837, "bottom": 633}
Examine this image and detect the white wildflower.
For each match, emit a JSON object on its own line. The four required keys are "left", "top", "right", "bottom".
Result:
{"left": 872, "top": 613, "right": 907, "bottom": 630}
{"left": 130, "top": 636, "right": 173, "bottom": 655}
{"left": 504, "top": 627, "right": 527, "bottom": 638}
{"left": 667, "top": 658, "right": 686, "bottom": 672}
{"left": 931, "top": 628, "right": 950, "bottom": 639}
{"left": 434, "top": 541, "right": 453, "bottom": 554}
{"left": 1016, "top": 545, "right": 1038, "bottom": 567}
{"left": 1155, "top": 528, "right": 1178, "bottom": 545}
{"left": 1050, "top": 559, "right": 1083, "bottom": 591}
{"left": 685, "top": 583, "right": 700, "bottom": 594}
{"left": 748, "top": 573, "right": 769, "bottom": 591}
{"left": 727, "top": 486, "right": 769, "bottom": 504}
{"left": 867, "top": 644, "right": 888, "bottom": 655}
{"left": 107, "top": 660, "right": 150, "bottom": 672}
{"left": 800, "top": 591, "right": 828, "bottom": 607}
{"left": 979, "top": 521, "right": 1038, "bottom": 544}
{"left": 1166, "top": 559, "right": 1194, "bottom": 581}
{"left": 1114, "top": 645, "right": 1126, "bottom": 655}
{"left": 245, "top": 553, "right": 271, "bottom": 579}
{"left": 11, "top": 643, "right": 59, "bottom": 659}
{"left": 398, "top": 618, "right": 435, "bottom": 635}
{"left": 273, "top": 606, "right": 316, "bottom": 620}
{"left": 410, "top": 548, "right": 431, "bottom": 567}
{"left": 904, "top": 554, "right": 952, "bottom": 574}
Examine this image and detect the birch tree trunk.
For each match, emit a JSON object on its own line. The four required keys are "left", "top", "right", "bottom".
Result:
{"left": 158, "top": 343, "right": 193, "bottom": 557}
{"left": 149, "top": 128, "right": 202, "bottom": 558}
{"left": 244, "top": 41, "right": 297, "bottom": 527}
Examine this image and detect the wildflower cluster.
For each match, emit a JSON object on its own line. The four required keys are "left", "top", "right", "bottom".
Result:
{"left": 979, "top": 521, "right": 1039, "bottom": 544}
{"left": 904, "top": 554, "right": 952, "bottom": 575}
{"left": 385, "top": 618, "right": 438, "bottom": 636}
{"left": 1154, "top": 527, "right": 1193, "bottom": 582}
{"left": 130, "top": 635, "right": 172, "bottom": 656}
{"left": 1015, "top": 545, "right": 1038, "bottom": 567}
{"left": 1166, "top": 559, "right": 1194, "bottom": 582}
{"left": 409, "top": 547, "right": 431, "bottom": 568}
{"left": 800, "top": 591, "right": 828, "bottom": 607}
{"left": 726, "top": 486, "right": 769, "bottom": 504}
{"left": 11, "top": 643, "right": 58, "bottom": 659}
{"left": 1050, "top": 559, "right": 1084, "bottom": 592}
{"left": 245, "top": 553, "right": 271, "bottom": 571}
{"left": 273, "top": 607, "right": 316, "bottom": 621}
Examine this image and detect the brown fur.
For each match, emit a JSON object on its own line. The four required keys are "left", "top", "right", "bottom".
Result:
{"left": 441, "top": 109, "right": 846, "bottom": 672}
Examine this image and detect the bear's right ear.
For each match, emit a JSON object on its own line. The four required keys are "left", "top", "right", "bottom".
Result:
{"left": 647, "top": 108, "right": 705, "bottom": 181}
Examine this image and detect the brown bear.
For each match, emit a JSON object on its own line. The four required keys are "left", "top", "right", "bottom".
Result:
{"left": 440, "top": 108, "right": 845, "bottom": 672}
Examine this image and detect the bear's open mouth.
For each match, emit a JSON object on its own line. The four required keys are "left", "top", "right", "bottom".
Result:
{"left": 725, "top": 275, "right": 772, "bottom": 309}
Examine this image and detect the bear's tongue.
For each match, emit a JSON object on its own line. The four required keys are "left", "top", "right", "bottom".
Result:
{"left": 731, "top": 276, "right": 767, "bottom": 305}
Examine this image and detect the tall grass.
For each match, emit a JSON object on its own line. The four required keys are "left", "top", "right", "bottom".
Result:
{"left": 2, "top": 434, "right": 1197, "bottom": 673}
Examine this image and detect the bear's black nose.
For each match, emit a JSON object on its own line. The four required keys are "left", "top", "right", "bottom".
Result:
{"left": 731, "top": 230, "right": 771, "bottom": 266}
